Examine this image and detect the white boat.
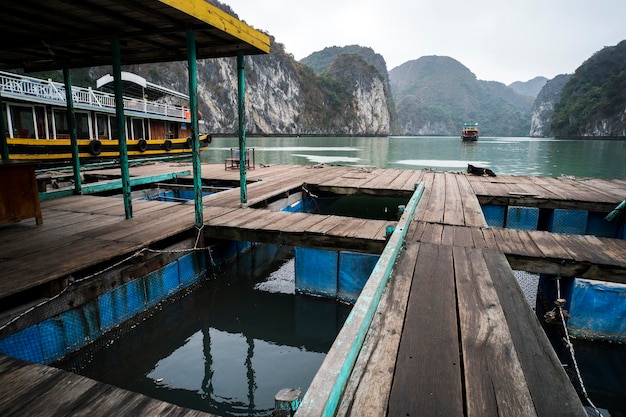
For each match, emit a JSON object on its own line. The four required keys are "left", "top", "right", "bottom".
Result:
{"left": 0, "top": 70, "right": 210, "bottom": 163}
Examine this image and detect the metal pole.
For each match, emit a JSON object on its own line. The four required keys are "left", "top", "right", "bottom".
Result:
{"left": 0, "top": 91, "right": 8, "bottom": 160}
{"left": 112, "top": 37, "right": 132, "bottom": 219}
{"left": 62, "top": 68, "right": 82, "bottom": 194}
{"left": 187, "top": 28, "right": 203, "bottom": 228}
{"left": 237, "top": 51, "right": 247, "bottom": 206}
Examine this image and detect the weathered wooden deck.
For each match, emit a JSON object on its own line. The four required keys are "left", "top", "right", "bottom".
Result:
{"left": 0, "top": 355, "right": 214, "bottom": 417}
{"left": 1, "top": 162, "right": 626, "bottom": 416}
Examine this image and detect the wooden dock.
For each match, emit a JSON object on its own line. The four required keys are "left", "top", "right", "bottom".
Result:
{"left": 1, "top": 162, "right": 626, "bottom": 416}
{"left": 0, "top": 355, "right": 214, "bottom": 417}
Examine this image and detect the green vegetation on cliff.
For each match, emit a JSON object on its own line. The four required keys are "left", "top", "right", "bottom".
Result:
{"left": 551, "top": 40, "right": 626, "bottom": 137}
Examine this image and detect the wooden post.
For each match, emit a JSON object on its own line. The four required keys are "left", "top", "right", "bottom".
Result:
{"left": 237, "top": 51, "right": 247, "bottom": 207}
{"left": 112, "top": 37, "right": 132, "bottom": 219}
{"left": 274, "top": 388, "right": 302, "bottom": 417}
{"left": 0, "top": 91, "right": 9, "bottom": 160}
{"left": 62, "top": 68, "right": 82, "bottom": 194}
{"left": 187, "top": 28, "right": 203, "bottom": 228}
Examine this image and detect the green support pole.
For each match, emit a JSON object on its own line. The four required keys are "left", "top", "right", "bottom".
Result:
{"left": 62, "top": 68, "right": 82, "bottom": 194}
{"left": 112, "top": 37, "right": 132, "bottom": 219}
{"left": 0, "top": 92, "right": 8, "bottom": 160}
{"left": 237, "top": 51, "right": 247, "bottom": 206}
{"left": 187, "top": 28, "right": 203, "bottom": 228}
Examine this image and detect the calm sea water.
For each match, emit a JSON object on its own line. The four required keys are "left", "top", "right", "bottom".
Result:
{"left": 69, "top": 246, "right": 351, "bottom": 417}
{"left": 202, "top": 136, "right": 626, "bottom": 180}
{"left": 68, "top": 136, "right": 625, "bottom": 416}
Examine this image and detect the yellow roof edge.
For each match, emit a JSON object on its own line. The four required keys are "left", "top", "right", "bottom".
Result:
{"left": 159, "top": 0, "right": 271, "bottom": 55}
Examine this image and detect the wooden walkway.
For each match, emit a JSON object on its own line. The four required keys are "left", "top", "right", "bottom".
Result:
{"left": 0, "top": 350, "right": 214, "bottom": 416}
{"left": 333, "top": 243, "right": 586, "bottom": 416}
{"left": 1, "top": 162, "right": 626, "bottom": 416}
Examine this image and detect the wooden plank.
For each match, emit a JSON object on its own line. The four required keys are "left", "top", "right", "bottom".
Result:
{"left": 0, "top": 238, "right": 139, "bottom": 297}
{"left": 388, "top": 244, "right": 463, "bottom": 416}
{"left": 471, "top": 227, "right": 490, "bottom": 249}
{"left": 421, "top": 172, "right": 446, "bottom": 224}
{"left": 456, "top": 173, "right": 488, "bottom": 227}
{"left": 558, "top": 177, "right": 620, "bottom": 203}
{"left": 359, "top": 168, "right": 403, "bottom": 190}
{"left": 406, "top": 219, "right": 426, "bottom": 242}
{"left": 0, "top": 356, "right": 216, "bottom": 417}
{"left": 454, "top": 246, "right": 536, "bottom": 417}
{"left": 484, "top": 250, "right": 587, "bottom": 416}
{"left": 387, "top": 169, "right": 417, "bottom": 191}
{"left": 112, "top": 208, "right": 196, "bottom": 243}
{"left": 526, "top": 230, "right": 574, "bottom": 260}
{"left": 1, "top": 214, "right": 123, "bottom": 261}
{"left": 282, "top": 213, "right": 329, "bottom": 233}
{"left": 514, "top": 230, "right": 543, "bottom": 258}
{"left": 337, "top": 243, "right": 419, "bottom": 417}
{"left": 344, "top": 219, "right": 390, "bottom": 240}
{"left": 414, "top": 171, "right": 435, "bottom": 222}
{"left": 398, "top": 170, "right": 425, "bottom": 192}
{"left": 501, "top": 228, "right": 532, "bottom": 257}
{"left": 442, "top": 172, "right": 465, "bottom": 226}
{"left": 488, "top": 228, "right": 515, "bottom": 256}
{"left": 255, "top": 212, "right": 310, "bottom": 232}
{"left": 419, "top": 222, "right": 444, "bottom": 245}
{"left": 453, "top": 225, "right": 475, "bottom": 247}
{"left": 441, "top": 224, "right": 455, "bottom": 246}
{"left": 465, "top": 174, "right": 490, "bottom": 197}
{"left": 480, "top": 227, "right": 500, "bottom": 251}
{"left": 545, "top": 232, "right": 580, "bottom": 260}
{"left": 305, "top": 215, "right": 347, "bottom": 235}
{"left": 530, "top": 176, "right": 571, "bottom": 200}
{"left": 583, "top": 234, "right": 626, "bottom": 267}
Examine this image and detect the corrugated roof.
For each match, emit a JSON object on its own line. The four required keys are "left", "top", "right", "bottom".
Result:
{"left": 0, "top": 0, "right": 270, "bottom": 72}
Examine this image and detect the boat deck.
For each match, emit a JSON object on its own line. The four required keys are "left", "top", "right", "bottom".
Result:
{"left": 1, "top": 162, "right": 625, "bottom": 416}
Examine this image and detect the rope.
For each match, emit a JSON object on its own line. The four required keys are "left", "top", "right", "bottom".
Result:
{"left": 554, "top": 273, "right": 602, "bottom": 416}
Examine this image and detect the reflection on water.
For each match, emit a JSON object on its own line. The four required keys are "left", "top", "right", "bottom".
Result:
{"left": 61, "top": 247, "right": 351, "bottom": 417}
{"left": 202, "top": 136, "right": 626, "bottom": 179}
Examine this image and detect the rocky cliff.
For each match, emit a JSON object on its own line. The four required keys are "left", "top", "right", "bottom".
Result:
{"left": 124, "top": 41, "right": 392, "bottom": 136}
{"left": 529, "top": 74, "right": 571, "bottom": 137}
{"left": 389, "top": 56, "right": 533, "bottom": 136}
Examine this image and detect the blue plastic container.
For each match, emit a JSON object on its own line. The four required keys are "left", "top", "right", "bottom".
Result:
{"left": 566, "top": 278, "right": 626, "bottom": 342}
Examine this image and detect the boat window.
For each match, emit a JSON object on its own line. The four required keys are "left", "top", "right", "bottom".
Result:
{"left": 53, "top": 110, "right": 69, "bottom": 138}
{"left": 110, "top": 116, "right": 118, "bottom": 140}
{"left": 96, "top": 114, "right": 110, "bottom": 140}
{"left": 75, "top": 112, "right": 90, "bottom": 139}
{"left": 10, "top": 105, "right": 35, "bottom": 139}
{"left": 165, "top": 121, "right": 177, "bottom": 139}
{"left": 131, "top": 117, "right": 145, "bottom": 140}
{"left": 34, "top": 107, "right": 46, "bottom": 139}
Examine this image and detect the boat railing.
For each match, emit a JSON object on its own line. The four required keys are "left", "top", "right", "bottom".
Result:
{"left": 0, "top": 70, "right": 189, "bottom": 121}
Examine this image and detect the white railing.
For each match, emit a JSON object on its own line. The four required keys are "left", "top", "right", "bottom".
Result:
{"left": 0, "top": 70, "right": 189, "bottom": 120}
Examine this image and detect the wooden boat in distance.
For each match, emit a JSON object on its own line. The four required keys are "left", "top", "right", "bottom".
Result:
{"left": 461, "top": 122, "right": 479, "bottom": 142}
{"left": 0, "top": 70, "right": 211, "bottom": 163}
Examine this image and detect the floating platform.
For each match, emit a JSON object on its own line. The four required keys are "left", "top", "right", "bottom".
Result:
{"left": 1, "top": 163, "right": 626, "bottom": 416}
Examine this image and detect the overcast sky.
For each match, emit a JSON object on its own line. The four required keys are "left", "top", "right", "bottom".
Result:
{"left": 227, "top": 0, "right": 626, "bottom": 85}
